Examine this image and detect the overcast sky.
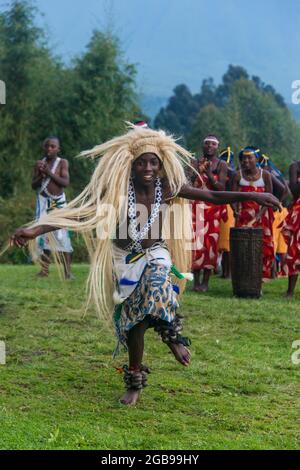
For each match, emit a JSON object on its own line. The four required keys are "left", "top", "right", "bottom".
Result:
{"left": 12, "top": 0, "right": 300, "bottom": 103}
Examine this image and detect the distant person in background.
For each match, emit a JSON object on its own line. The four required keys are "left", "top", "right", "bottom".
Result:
{"left": 218, "top": 147, "right": 235, "bottom": 278}
{"left": 232, "top": 147, "right": 274, "bottom": 279}
{"left": 259, "top": 153, "right": 290, "bottom": 277}
{"left": 280, "top": 161, "right": 300, "bottom": 296}
{"left": 191, "top": 135, "right": 228, "bottom": 292}
{"left": 32, "top": 136, "right": 73, "bottom": 279}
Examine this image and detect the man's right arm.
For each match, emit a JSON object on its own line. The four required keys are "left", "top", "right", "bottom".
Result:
{"left": 178, "top": 184, "right": 281, "bottom": 210}
{"left": 32, "top": 162, "right": 43, "bottom": 190}
{"left": 11, "top": 225, "right": 57, "bottom": 248}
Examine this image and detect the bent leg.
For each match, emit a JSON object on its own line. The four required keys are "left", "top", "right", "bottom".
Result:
{"left": 154, "top": 316, "right": 191, "bottom": 367}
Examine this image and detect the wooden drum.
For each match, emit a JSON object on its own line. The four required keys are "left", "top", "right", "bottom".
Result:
{"left": 230, "top": 227, "right": 263, "bottom": 298}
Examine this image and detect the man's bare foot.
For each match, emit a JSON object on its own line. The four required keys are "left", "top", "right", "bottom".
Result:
{"left": 192, "top": 285, "right": 202, "bottom": 292}
{"left": 197, "top": 283, "right": 208, "bottom": 292}
{"left": 167, "top": 342, "right": 191, "bottom": 366}
{"left": 120, "top": 389, "right": 141, "bottom": 406}
{"left": 285, "top": 292, "right": 294, "bottom": 299}
{"left": 65, "top": 273, "right": 75, "bottom": 280}
{"left": 36, "top": 271, "right": 49, "bottom": 278}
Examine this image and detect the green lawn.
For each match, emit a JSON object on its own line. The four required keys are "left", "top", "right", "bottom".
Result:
{"left": 0, "top": 264, "right": 299, "bottom": 450}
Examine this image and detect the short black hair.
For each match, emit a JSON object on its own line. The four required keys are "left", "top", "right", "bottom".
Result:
{"left": 43, "top": 136, "right": 60, "bottom": 146}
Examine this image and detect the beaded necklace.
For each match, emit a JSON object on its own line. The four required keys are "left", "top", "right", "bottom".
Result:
{"left": 127, "top": 177, "right": 162, "bottom": 253}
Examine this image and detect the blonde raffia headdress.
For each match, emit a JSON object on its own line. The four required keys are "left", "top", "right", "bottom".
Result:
{"left": 29, "top": 123, "right": 195, "bottom": 323}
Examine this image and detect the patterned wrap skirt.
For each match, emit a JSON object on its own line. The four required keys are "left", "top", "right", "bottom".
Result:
{"left": 35, "top": 193, "right": 73, "bottom": 254}
{"left": 112, "top": 242, "right": 179, "bottom": 353}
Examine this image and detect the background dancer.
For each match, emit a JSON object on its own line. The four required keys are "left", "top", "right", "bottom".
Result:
{"left": 218, "top": 147, "right": 235, "bottom": 278}
{"left": 258, "top": 153, "right": 290, "bottom": 277}
{"left": 191, "top": 135, "right": 228, "bottom": 292}
{"left": 32, "top": 137, "right": 73, "bottom": 279}
{"left": 232, "top": 147, "right": 274, "bottom": 279}
{"left": 281, "top": 161, "right": 300, "bottom": 296}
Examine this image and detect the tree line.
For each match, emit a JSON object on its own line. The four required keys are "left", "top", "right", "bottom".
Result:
{"left": 154, "top": 65, "right": 300, "bottom": 171}
{"left": 0, "top": 0, "right": 142, "bottom": 261}
{"left": 1, "top": 1, "right": 299, "bottom": 263}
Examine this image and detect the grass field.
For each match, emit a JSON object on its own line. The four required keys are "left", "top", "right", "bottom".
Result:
{"left": 0, "top": 264, "right": 299, "bottom": 450}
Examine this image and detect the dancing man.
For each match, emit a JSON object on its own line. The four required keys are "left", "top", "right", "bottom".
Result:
{"left": 11, "top": 126, "right": 280, "bottom": 405}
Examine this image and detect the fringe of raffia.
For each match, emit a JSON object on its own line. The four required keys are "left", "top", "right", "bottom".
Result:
{"left": 21, "top": 124, "right": 198, "bottom": 326}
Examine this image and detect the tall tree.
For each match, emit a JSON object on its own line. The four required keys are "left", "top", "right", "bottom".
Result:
{"left": 188, "top": 78, "right": 300, "bottom": 172}
{"left": 187, "top": 104, "right": 229, "bottom": 155}
{"left": 60, "top": 30, "right": 140, "bottom": 191}
{"left": 0, "top": 0, "right": 44, "bottom": 197}
{"left": 215, "top": 65, "right": 249, "bottom": 106}
{"left": 0, "top": 1, "right": 142, "bottom": 262}
{"left": 154, "top": 84, "right": 199, "bottom": 141}
{"left": 0, "top": 2, "right": 141, "bottom": 198}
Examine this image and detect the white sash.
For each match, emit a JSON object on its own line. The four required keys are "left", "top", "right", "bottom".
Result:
{"left": 39, "top": 157, "right": 61, "bottom": 199}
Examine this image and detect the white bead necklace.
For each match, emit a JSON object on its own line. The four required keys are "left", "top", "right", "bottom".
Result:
{"left": 127, "top": 177, "right": 162, "bottom": 253}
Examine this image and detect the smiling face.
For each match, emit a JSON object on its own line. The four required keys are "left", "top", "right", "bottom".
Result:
{"left": 132, "top": 152, "right": 162, "bottom": 186}
{"left": 203, "top": 138, "right": 219, "bottom": 158}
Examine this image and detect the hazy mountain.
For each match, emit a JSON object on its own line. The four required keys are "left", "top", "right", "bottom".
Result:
{"left": 139, "top": 95, "right": 168, "bottom": 121}
{"left": 289, "top": 105, "right": 300, "bottom": 121}
{"left": 33, "top": 0, "right": 300, "bottom": 106}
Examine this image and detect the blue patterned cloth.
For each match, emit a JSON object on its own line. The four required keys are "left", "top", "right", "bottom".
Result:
{"left": 113, "top": 244, "right": 179, "bottom": 355}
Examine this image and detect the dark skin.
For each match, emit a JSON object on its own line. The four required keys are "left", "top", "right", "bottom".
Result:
{"left": 11, "top": 152, "right": 280, "bottom": 406}
{"left": 286, "top": 162, "right": 300, "bottom": 297}
{"left": 32, "top": 138, "right": 72, "bottom": 279}
{"left": 259, "top": 160, "right": 290, "bottom": 202}
{"left": 289, "top": 162, "right": 300, "bottom": 199}
{"left": 270, "top": 173, "right": 289, "bottom": 202}
{"left": 231, "top": 154, "right": 273, "bottom": 222}
{"left": 192, "top": 139, "right": 228, "bottom": 292}
{"left": 32, "top": 138, "right": 70, "bottom": 195}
